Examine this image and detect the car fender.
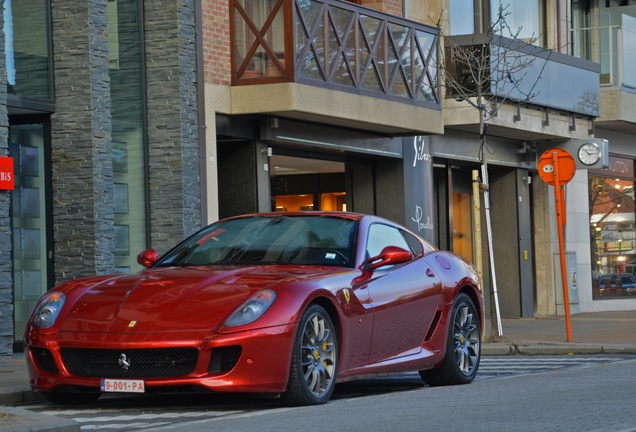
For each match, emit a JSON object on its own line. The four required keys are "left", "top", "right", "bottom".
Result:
{"left": 25, "top": 275, "right": 120, "bottom": 339}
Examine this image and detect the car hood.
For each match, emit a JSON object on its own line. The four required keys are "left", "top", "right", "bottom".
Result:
{"left": 59, "top": 265, "right": 337, "bottom": 334}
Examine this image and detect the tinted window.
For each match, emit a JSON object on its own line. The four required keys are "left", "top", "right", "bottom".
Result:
{"left": 402, "top": 229, "right": 424, "bottom": 256}
{"left": 158, "top": 216, "right": 357, "bottom": 267}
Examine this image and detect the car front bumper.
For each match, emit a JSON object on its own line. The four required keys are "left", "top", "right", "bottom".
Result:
{"left": 25, "top": 323, "right": 297, "bottom": 395}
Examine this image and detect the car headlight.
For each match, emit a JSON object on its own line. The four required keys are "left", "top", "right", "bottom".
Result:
{"left": 224, "top": 290, "right": 276, "bottom": 327}
{"left": 32, "top": 292, "right": 66, "bottom": 329}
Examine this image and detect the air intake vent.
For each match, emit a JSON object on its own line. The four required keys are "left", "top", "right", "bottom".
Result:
{"left": 208, "top": 346, "right": 242, "bottom": 374}
{"left": 30, "top": 347, "right": 59, "bottom": 374}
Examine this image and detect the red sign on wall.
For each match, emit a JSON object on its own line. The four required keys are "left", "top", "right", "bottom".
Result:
{"left": 0, "top": 156, "right": 15, "bottom": 190}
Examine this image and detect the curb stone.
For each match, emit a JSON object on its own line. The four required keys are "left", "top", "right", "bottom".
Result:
{"left": 514, "top": 344, "right": 604, "bottom": 356}
{"left": 0, "top": 406, "right": 80, "bottom": 432}
{"left": 483, "top": 342, "right": 636, "bottom": 356}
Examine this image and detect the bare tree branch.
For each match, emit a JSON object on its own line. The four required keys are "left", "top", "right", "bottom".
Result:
{"left": 437, "top": 4, "right": 554, "bottom": 138}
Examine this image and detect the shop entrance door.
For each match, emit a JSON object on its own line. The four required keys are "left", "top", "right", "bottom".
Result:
{"left": 434, "top": 163, "right": 476, "bottom": 262}
{"left": 9, "top": 120, "right": 53, "bottom": 350}
{"left": 450, "top": 167, "right": 474, "bottom": 262}
{"left": 270, "top": 154, "right": 346, "bottom": 212}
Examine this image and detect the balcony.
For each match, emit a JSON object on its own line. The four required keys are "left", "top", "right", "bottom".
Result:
{"left": 228, "top": 0, "right": 443, "bottom": 135}
{"left": 572, "top": 17, "right": 636, "bottom": 133}
{"left": 443, "top": 34, "right": 600, "bottom": 140}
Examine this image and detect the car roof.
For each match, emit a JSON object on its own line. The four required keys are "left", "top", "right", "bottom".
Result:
{"left": 229, "top": 211, "right": 365, "bottom": 221}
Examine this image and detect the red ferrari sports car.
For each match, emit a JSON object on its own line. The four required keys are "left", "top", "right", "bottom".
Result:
{"left": 25, "top": 212, "right": 483, "bottom": 406}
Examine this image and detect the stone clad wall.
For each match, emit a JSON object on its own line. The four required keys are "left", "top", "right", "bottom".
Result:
{"left": 0, "top": 6, "right": 13, "bottom": 354}
{"left": 50, "top": 0, "right": 115, "bottom": 282}
{"left": 145, "top": 0, "right": 200, "bottom": 253}
{"left": 49, "top": 0, "right": 201, "bottom": 278}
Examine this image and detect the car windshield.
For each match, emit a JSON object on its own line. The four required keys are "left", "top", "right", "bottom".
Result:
{"left": 156, "top": 215, "right": 358, "bottom": 267}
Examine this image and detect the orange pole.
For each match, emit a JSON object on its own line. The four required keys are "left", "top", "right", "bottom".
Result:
{"left": 552, "top": 152, "right": 573, "bottom": 342}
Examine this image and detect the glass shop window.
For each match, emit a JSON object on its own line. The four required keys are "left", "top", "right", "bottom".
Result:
{"left": 589, "top": 157, "right": 636, "bottom": 300}
{"left": 3, "top": 0, "right": 53, "bottom": 99}
{"left": 108, "top": 0, "right": 148, "bottom": 274}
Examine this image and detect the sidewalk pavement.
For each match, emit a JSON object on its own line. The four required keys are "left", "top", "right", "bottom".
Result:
{"left": 1, "top": 310, "right": 635, "bottom": 431}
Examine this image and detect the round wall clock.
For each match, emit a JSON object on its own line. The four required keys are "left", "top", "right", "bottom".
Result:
{"left": 577, "top": 142, "right": 601, "bottom": 166}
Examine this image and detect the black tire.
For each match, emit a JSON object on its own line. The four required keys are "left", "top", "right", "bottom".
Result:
{"left": 281, "top": 304, "right": 338, "bottom": 406}
{"left": 42, "top": 390, "right": 101, "bottom": 405}
{"left": 419, "top": 293, "right": 481, "bottom": 386}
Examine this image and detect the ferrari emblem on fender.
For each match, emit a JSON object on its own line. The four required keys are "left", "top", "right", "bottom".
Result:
{"left": 118, "top": 354, "right": 131, "bottom": 371}
{"left": 128, "top": 321, "right": 137, "bottom": 328}
{"left": 343, "top": 288, "right": 350, "bottom": 304}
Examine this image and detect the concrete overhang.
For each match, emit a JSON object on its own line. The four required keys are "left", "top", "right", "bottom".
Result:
{"left": 443, "top": 98, "right": 596, "bottom": 141}
{"left": 212, "top": 82, "right": 444, "bottom": 136}
{"left": 595, "top": 89, "right": 636, "bottom": 134}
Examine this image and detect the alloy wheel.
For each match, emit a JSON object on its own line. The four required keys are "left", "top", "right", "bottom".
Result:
{"left": 453, "top": 301, "right": 480, "bottom": 376}
{"left": 300, "top": 313, "right": 336, "bottom": 397}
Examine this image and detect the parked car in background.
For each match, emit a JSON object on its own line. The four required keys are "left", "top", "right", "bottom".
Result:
{"left": 25, "top": 212, "right": 483, "bottom": 406}
{"left": 596, "top": 273, "right": 636, "bottom": 296}
{"left": 616, "top": 273, "right": 636, "bottom": 295}
{"left": 597, "top": 275, "right": 616, "bottom": 296}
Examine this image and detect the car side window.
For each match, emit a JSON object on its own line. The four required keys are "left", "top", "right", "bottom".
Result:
{"left": 366, "top": 223, "right": 412, "bottom": 259}
{"left": 401, "top": 230, "right": 423, "bottom": 256}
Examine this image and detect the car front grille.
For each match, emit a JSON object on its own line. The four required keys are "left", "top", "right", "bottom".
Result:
{"left": 60, "top": 347, "right": 199, "bottom": 378}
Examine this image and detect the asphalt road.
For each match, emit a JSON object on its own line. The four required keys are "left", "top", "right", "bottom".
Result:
{"left": 21, "top": 356, "right": 636, "bottom": 432}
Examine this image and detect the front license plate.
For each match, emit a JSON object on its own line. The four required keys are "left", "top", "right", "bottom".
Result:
{"left": 100, "top": 378, "right": 145, "bottom": 393}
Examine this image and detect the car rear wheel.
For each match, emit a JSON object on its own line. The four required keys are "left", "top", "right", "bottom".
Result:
{"left": 419, "top": 293, "right": 481, "bottom": 386}
{"left": 281, "top": 304, "right": 338, "bottom": 406}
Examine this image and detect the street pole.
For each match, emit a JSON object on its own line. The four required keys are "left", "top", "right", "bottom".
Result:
{"left": 480, "top": 130, "right": 503, "bottom": 337}
{"left": 538, "top": 148, "right": 576, "bottom": 342}
{"left": 552, "top": 151, "right": 573, "bottom": 342}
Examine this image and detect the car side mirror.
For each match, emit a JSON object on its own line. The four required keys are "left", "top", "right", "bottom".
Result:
{"left": 137, "top": 249, "right": 159, "bottom": 268}
{"left": 367, "top": 246, "right": 412, "bottom": 270}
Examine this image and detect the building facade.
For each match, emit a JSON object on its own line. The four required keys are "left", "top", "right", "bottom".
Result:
{"left": 200, "top": 0, "right": 623, "bottom": 325}
{"left": 570, "top": 0, "right": 636, "bottom": 312}
{"left": 0, "top": 0, "right": 634, "bottom": 355}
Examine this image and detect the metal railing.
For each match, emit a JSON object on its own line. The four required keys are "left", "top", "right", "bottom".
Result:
{"left": 445, "top": 33, "right": 601, "bottom": 117}
{"left": 231, "top": 0, "right": 441, "bottom": 109}
{"left": 572, "top": 23, "right": 636, "bottom": 89}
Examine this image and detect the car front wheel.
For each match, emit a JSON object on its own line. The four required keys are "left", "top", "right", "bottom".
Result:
{"left": 282, "top": 304, "right": 338, "bottom": 406}
{"left": 419, "top": 293, "right": 481, "bottom": 386}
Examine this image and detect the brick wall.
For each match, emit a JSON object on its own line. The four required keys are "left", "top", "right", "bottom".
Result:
{"left": 201, "top": 0, "right": 231, "bottom": 85}
{"left": 362, "top": 0, "right": 403, "bottom": 16}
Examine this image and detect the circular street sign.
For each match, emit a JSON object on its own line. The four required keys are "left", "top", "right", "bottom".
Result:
{"left": 538, "top": 148, "right": 576, "bottom": 185}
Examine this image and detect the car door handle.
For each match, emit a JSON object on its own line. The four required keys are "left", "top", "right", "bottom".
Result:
{"left": 426, "top": 268, "right": 436, "bottom": 278}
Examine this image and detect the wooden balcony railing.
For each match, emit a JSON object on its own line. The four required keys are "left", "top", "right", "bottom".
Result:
{"left": 231, "top": 0, "right": 441, "bottom": 109}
